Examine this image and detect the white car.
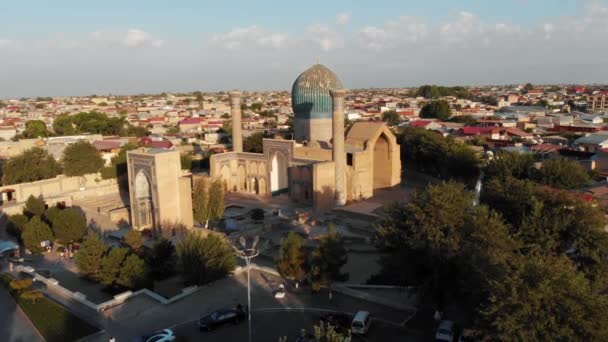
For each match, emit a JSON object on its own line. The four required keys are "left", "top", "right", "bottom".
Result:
{"left": 274, "top": 284, "right": 286, "bottom": 299}
{"left": 435, "top": 320, "right": 456, "bottom": 342}
{"left": 351, "top": 310, "right": 372, "bottom": 335}
{"left": 141, "top": 329, "right": 176, "bottom": 342}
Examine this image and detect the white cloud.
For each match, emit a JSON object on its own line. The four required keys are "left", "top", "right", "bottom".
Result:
{"left": 306, "top": 24, "right": 343, "bottom": 51}
{"left": 336, "top": 12, "right": 351, "bottom": 25}
{"left": 358, "top": 16, "right": 427, "bottom": 50}
{"left": 212, "top": 26, "right": 288, "bottom": 49}
{"left": 91, "top": 29, "right": 163, "bottom": 48}
{"left": 0, "top": 39, "right": 12, "bottom": 48}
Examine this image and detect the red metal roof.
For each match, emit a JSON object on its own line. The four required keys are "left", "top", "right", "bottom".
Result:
{"left": 409, "top": 120, "right": 434, "bottom": 128}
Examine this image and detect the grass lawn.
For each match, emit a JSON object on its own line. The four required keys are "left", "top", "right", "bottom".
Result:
{"left": 1, "top": 273, "right": 99, "bottom": 342}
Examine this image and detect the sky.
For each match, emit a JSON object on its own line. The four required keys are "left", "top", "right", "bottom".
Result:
{"left": 1, "top": 0, "right": 607, "bottom": 98}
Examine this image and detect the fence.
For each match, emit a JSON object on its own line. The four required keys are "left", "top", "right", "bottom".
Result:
{"left": 11, "top": 263, "right": 279, "bottom": 312}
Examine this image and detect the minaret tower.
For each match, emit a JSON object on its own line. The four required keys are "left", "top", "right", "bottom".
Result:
{"left": 330, "top": 88, "right": 347, "bottom": 206}
{"left": 229, "top": 90, "right": 243, "bottom": 153}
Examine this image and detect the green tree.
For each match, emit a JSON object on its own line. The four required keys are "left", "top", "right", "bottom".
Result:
{"left": 22, "top": 120, "right": 49, "bottom": 138}
{"left": 397, "top": 127, "right": 479, "bottom": 181}
{"left": 123, "top": 230, "right": 143, "bottom": 253}
{"left": 50, "top": 208, "right": 87, "bottom": 243}
{"left": 98, "top": 247, "right": 129, "bottom": 286}
{"left": 314, "top": 321, "right": 349, "bottom": 342}
{"left": 311, "top": 225, "right": 348, "bottom": 291}
{"left": 275, "top": 232, "right": 308, "bottom": 285}
{"left": 244, "top": 132, "right": 265, "bottom": 153}
{"left": 117, "top": 254, "right": 146, "bottom": 289}
{"left": 192, "top": 177, "right": 210, "bottom": 225}
{"left": 533, "top": 158, "right": 590, "bottom": 189}
{"left": 420, "top": 100, "right": 452, "bottom": 120}
{"left": 2, "top": 148, "right": 62, "bottom": 185}
{"left": 75, "top": 232, "right": 109, "bottom": 279}
{"left": 21, "top": 216, "right": 54, "bottom": 254}
{"left": 10, "top": 278, "right": 33, "bottom": 294}
{"left": 416, "top": 85, "right": 469, "bottom": 99}
{"left": 176, "top": 232, "right": 236, "bottom": 286}
{"left": 43, "top": 205, "right": 63, "bottom": 226}
{"left": 24, "top": 195, "right": 46, "bottom": 218}
{"left": 146, "top": 239, "right": 177, "bottom": 280}
{"left": 192, "top": 178, "right": 225, "bottom": 229}
{"left": 208, "top": 180, "right": 224, "bottom": 222}
{"left": 381, "top": 110, "right": 400, "bottom": 126}
{"left": 21, "top": 289, "right": 44, "bottom": 304}
{"left": 285, "top": 117, "right": 294, "bottom": 132}
{"left": 53, "top": 114, "right": 77, "bottom": 135}
{"left": 125, "top": 124, "right": 148, "bottom": 137}
{"left": 250, "top": 102, "right": 263, "bottom": 112}
{"left": 6, "top": 214, "right": 29, "bottom": 239}
{"left": 484, "top": 151, "right": 535, "bottom": 181}
{"left": 62, "top": 140, "right": 105, "bottom": 176}
{"left": 71, "top": 111, "right": 126, "bottom": 135}
{"left": 101, "top": 142, "right": 138, "bottom": 180}
{"left": 481, "top": 255, "right": 608, "bottom": 341}
{"left": 180, "top": 153, "right": 193, "bottom": 171}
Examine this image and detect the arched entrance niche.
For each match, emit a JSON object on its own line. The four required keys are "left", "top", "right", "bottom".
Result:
{"left": 134, "top": 170, "right": 154, "bottom": 228}
{"left": 258, "top": 178, "right": 267, "bottom": 195}
{"left": 238, "top": 165, "right": 246, "bottom": 191}
{"left": 373, "top": 133, "right": 392, "bottom": 189}
{"left": 220, "top": 165, "right": 231, "bottom": 191}
{"left": 270, "top": 152, "right": 288, "bottom": 195}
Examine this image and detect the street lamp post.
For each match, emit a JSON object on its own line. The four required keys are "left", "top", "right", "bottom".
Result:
{"left": 231, "top": 235, "right": 267, "bottom": 342}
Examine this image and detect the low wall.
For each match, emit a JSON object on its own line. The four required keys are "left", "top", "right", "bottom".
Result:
{"left": 1, "top": 173, "right": 120, "bottom": 215}
{"left": 11, "top": 263, "right": 277, "bottom": 312}
{"left": 330, "top": 283, "right": 419, "bottom": 312}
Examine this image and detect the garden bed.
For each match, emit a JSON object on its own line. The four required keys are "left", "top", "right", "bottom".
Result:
{"left": 0, "top": 273, "right": 99, "bottom": 342}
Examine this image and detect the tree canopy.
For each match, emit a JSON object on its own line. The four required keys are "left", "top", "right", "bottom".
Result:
{"left": 374, "top": 180, "right": 608, "bottom": 340}
{"left": 21, "top": 216, "right": 54, "bottom": 254}
{"left": 381, "top": 110, "right": 401, "bottom": 126}
{"left": 2, "top": 148, "right": 62, "bottom": 185}
{"left": 24, "top": 195, "right": 46, "bottom": 218}
{"left": 398, "top": 127, "right": 479, "bottom": 181}
{"left": 21, "top": 120, "right": 49, "bottom": 138}
{"left": 53, "top": 114, "right": 77, "bottom": 135}
{"left": 75, "top": 232, "right": 109, "bottom": 279}
{"left": 49, "top": 208, "right": 87, "bottom": 243}
{"left": 62, "top": 140, "right": 105, "bottom": 177}
{"left": 534, "top": 158, "right": 590, "bottom": 189}
{"left": 311, "top": 225, "right": 348, "bottom": 291}
{"left": 276, "top": 232, "right": 308, "bottom": 283}
{"left": 146, "top": 238, "right": 177, "bottom": 281}
{"left": 485, "top": 152, "right": 591, "bottom": 189}
{"left": 419, "top": 100, "right": 452, "bottom": 121}
{"left": 243, "top": 132, "right": 265, "bottom": 153}
{"left": 192, "top": 178, "right": 224, "bottom": 228}
{"left": 176, "top": 232, "right": 236, "bottom": 286}
{"left": 416, "top": 85, "right": 470, "bottom": 99}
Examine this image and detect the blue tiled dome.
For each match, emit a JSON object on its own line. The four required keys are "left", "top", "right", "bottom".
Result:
{"left": 291, "top": 64, "right": 343, "bottom": 120}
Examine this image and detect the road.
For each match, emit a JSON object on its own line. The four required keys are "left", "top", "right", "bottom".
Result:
{"left": 172, "top": 309, "right": 423, "bottom": 342}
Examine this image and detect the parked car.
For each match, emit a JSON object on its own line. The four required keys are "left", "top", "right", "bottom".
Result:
{"left": 140, "top": 329, "right": 175, "bottom": 342}
{"left": 274, "top": 284, "right": 286, "bottom": 299}
{"left": 197, "top": 305, "right": 246, "bottom": 331}
{"left": 350, "top": 310, "right": 372, "bottom": 335}
{"left": 435, "top": 320, "right": 456, "bottom": 342}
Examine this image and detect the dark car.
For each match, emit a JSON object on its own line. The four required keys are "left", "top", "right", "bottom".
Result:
{"left": 197, "top": 306, "right": 246, "bottom": 331}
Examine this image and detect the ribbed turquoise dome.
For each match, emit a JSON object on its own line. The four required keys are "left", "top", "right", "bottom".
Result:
{"left": 291, "top": 64, "right": 343, "bottom": 120}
